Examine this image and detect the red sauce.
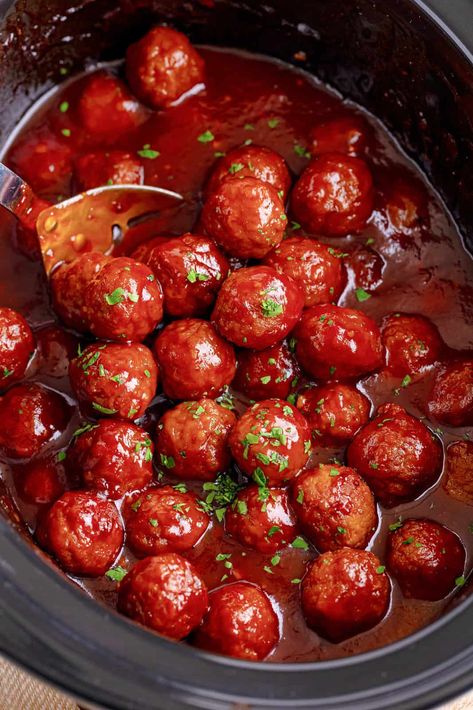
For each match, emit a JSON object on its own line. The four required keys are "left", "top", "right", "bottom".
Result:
{"left": 0, "top": 45, "right": 472, "bottom": 662}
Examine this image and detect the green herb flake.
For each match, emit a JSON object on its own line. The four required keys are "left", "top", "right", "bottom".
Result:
{"left": 159, "top": 453, "right": 175, "bottom": 469}
{"left": 355, "top": 287, "right": 371, "bottom": 302}
{"left": 187, "top": 269, "right": 209, "bottom": 283}
{"left": 268, "top": 525, "right": 281, "bottom": 537}
{"left": 291, "top": 578, "right": 302, "bottom": 584}
{"left": 261, "top": 299, "right": 283, "bottom": 317}
{"left": 455, "top": 576, "right": 466, "bottom": 587}
{"left": 304, "top": 440, "right": 311, "bottom": 454}
{"left": 92, "top": 402, "right": 118, "bottom": 415}
{"left": 173, "top": 483, "right": 187, "bottom": 493}
{"left": 389, "top": 519, "right": 403, "bottom": 532}
{"left": 271, "top": 554, "right": 281, "bottom": 566}
{"left": 260, "top": 375, "right": 271, "bottom": 385}
{"left": 237, "top": 500, "right": 248, "bottom": 515}
{"left": 376, "top": 565, "right": 386, "bottom": 574}
{"left": 401, "top": 374, "right": 412, "bottom": 388}
{"left": 144, "top": 369, "right": 151, "bottom": 378}
{"left": 296, "top": 489, "right": 304, "bottom": 504}
{"left": 104, "top": 287, "right": 126, "bottom": 306}
{"left": 61, "top": 128, "right": 71, "bottom": 137}
{"left": 59, "top": 101, "right": 69, "bottom": 113}
{"left": 267, "top": 118, "right": 279, "bottom": 129}
{"left": 197, "top": 130, "right": 215, "bottom": 143}
{"left": 56, "top": 451, "right": 67, "bottom": 462}
{"left": 291, "top": 536, "right": 309, "bottom": 551}
{"left": 149, "top": 518, "right": 158, "bottom": 528}
{"left": 105, "top": 566, "right": 127, "bottom": 582}
{"left": 137, "top": 144, "right": 160, "bottom": 159}
{"left": 293, "top": 143, "right": 311, "bottom": 158}
{"left": 329, "top": 467, "right": 339, "bottom": 477}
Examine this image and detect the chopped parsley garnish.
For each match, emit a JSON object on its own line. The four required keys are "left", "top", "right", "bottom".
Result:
{"left": 2, "top": 367, "right": 13, "bottom": 378}
{"left": 455, "top": 576, "right": 466, "bottom": 587}
{"left": 376, "top": 566, "right": 386, "bottom": 574}
{"left": 291, "top": 536, "right": 309, "bottom": 551}
{"left": 261, "top": 299, "right": 283, "bottom": 317}
{"left": 187, "top": 269, "right": 209, "bottom": 283}
{"left": 149, "top": 518, "right": 158, "bottom": 527}
{"left": 336, "top": 526, "right": 347, "bottom": 535}
{"left": 137, "top": 144, "right": 160, "bottom": 159}
{"left": 199, "top": 473, "right": 242, "bottom": 521}
{"left": 291, "top": 578, "right": 302, "bottom": 584}
{"left": 159, "top": 453, "right": 175, "bottom": 469}
{"left": 92, "top": 402, "right": 118, "bottom": 415}
{"left": 401, "top": 374, "right": 412, "bottom": 388}
{"left": 197, "top": 129, "right": 215, "bottom": 143}
{"left": 296, "top": 489, "right": 304, "bottom": 504}
{"left": 236, "top": 500, "right": 248, "bottom": 515}
{"left": 293, "top": 143, "right": 311, "bottom": 158}
{"left": 389, "top": 519, "right": 403, "bottom": 532}
{"left": 304, "top": 440, "right": 311, "bottom": 454}
{"left": 267, "top": 118, "right": 279, "bottom": 129}
{"left": 105, "top": 566, "right": 127, "bottom": 582}
{"left": 173, "top": 483, "right": 187, "bottom": 493}
{"left": 355, "top": 287, "right": 371, "bottom": 302}
{"left": 260, "top": 375, "right": 271, "bottom": 385}
{"left": 268, "top": 525, "right": 282, "bottom": 537}
{"left": 56, "top": 451, "right": 67, "bottom": 462}
{"left": 271, "top": 554, "right": 281, "bottom": 566}
{"left": 369, "top": 461, "right": 379, "bottom": 469}
{"left": 329, "top": 467, "right": 339, "bottom": 477}
{"left": 61, "top": 128, "right": 71, "bottom": 137}
{"left": 73, "top": 422, "right": 98, "bottom": 438}
{"left": 228, "top": 162, "right": 244, "bottom": 175}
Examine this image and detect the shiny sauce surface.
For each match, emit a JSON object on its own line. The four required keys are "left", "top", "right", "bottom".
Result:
{"left": 0, "top": 47, "right": 472, "bottom": 662}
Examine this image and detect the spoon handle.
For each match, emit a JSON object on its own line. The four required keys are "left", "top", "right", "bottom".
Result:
{"left": 0, "top": 162, "right": 37, "bottom": 221}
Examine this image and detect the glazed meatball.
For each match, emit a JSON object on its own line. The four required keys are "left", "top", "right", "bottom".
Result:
{"left": 38, "top": 491, "right": 123, "bottom": 576}
{"left": 382, "top": 313, "right": 443, "bottom": 376}
{"left": 225, "top": 485, "right": 297, "bottom": 553}
{"left": 293, "top": 304, "right": 383, "bottom": 380}
{"left": 292, "top": 464, "right": 377, "bottom": 552}
{"left": 83, "top": 256, "right": 163, "bottom": 342}
{"left": 263, "top": 237, "right": 346, "bottom": 308}
{"left": 134, "top": 234, "right": 229, "bottom": 318}
{"left": 205, "top": 144, "right": 291, "bottom": 200}
{"left": 68, "top": 420, "right": 154, "bottom": 499}
{"left": 232, "top": 341, "right": 300, "bottom": 401}
{"left": 36, "top": 326, "right": 78, "bottom": 379}
{"left": 194, "top": 582, "right": 279, "bottom": 660}
{"left": 386, "top": 519, "right": 465, "bottom": 601}
{"left": 212, "top": 266, "right": 304, "bottom": 350}
{"left": 310, "top": 114, "right": 370, "bottom": 157}
{"left": 229, "top": 399, "right": 311, "bottom": 486}
{"left": 0, "top": 307, "right": 35, "bottom": 385}
{"left": 126, "top": 27, "right": 205, "bottom": 109}
{"left": 69, "top": 342, "right": 158, "bottom": 420}
{"left": 202, "top": 177, "right": 287, "bottom": 259}
{"left": 153, "top": 319, "right": 236, "bottom": 400}
{"left": 123, "top": 486, "right": 209, "bottom": 556}
{"left": 17, "top": 456, "right": 65, "bottom": 505}
{"left": 292, "top": 153, "right": 374, "bottom": 236}
{"left": 301, "top": 549, "right": 390, "bottom": 642}
{"left": 78, "top": 72, "right": 147, "bottom": 138}
{"left": 443, "top": 441, "right": 473, "bottom": 505}
{"left": 297, "top": 383, "right": 371, "bottom": 446}
{"left": 427, "top": 360, "right": 473, "bottom": 426}
{"left": 8, "top": 131, "right": 72, "bottom": 196}
{"left": 74, "top": 150, "right": 143, "bottom": 191}
{"left": 50, "top": 252, "right": 111, "bottom": 332}
{"left": 0, "top": 383, "right": 69, "bottom": 459}
{"left": 347, "top": 403, "right": 443, "bottom": 507}
{"left": 117, "top": 553, "right": 208, "bottom": 639}
{"left": 155, "top": 399, "right": 236, "bottom": 481}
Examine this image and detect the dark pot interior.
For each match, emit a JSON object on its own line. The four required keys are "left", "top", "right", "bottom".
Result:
{"left": 0, "top": 1, "right": 473, "bottom": 709}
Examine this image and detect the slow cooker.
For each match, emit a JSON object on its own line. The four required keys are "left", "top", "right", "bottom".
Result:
{"left": 0, "top": 0, "right": 473, "bottom": 708}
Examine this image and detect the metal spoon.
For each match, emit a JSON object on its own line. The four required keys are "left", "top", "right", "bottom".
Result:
{"left": 0, "top": 162, "right": 184, "bottom": 275}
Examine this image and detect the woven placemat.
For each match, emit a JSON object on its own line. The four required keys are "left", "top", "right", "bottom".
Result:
{"left": 1, "top": 655, "right": 472, "bottom": 709}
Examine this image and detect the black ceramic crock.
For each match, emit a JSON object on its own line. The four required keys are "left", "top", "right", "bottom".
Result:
{"left": 0, "top": 1, "right": 472, "bottom": 708}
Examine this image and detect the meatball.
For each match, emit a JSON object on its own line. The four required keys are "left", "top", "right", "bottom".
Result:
{"left": 17, "top": 456, "right": 65, "bottom": 505}
{"left": 297, "top": 383, "right": 371, "bottom": 446}
{"left": 194, "top": 582, "right": 279, "bottom": 660}
{"left": 443, "top": 441, "right": 473, "bottom": 505}
{"left": 382, "top": 313, "right": 443, "bottom": 376}
{"left": 202, "top": 177, "right": 287, "bottom": 259}
{"left": 225, "top": 485, "right": 297, "bottom": 553}
{"left": 302, "top": 549, "right": 389, "bottom": 642}
{"left": 38, "top": 491, "right": 123, "bottom": 576}
{"left": 263, "top": 237, "right": 346, "bottom": 308}
{"left": 232, "top": 341, "right": 300, "bottom": 401}
{"left": 153, "top": 319, "right": 236, "bottom": 400}
{"left": 126, "top": 27, "right": 205, "bottom": 109}
{"left": 205, "top": 145, "right": 291, "bottom": 200}
{"left": 229, "top": 399, "right": 311, "bottom": 486}
{"left": 293, "top": 304, "right": 383, "bottom": 380}
{"left": 36, "top": 326, "right": 78, "bottom": 379}
{"left": 0, "top": 307, "right": 35, "bottom": 385}
{"left": 291, "top": 153, "right": 374, "bottom": 236}
{"left": 310, "top": 114, "right": 370, "bottom": 157}
{"left": 347, "top": 403, "right": 443, "bottom": 507}
{"left": 0, "top": 383, "right": 69, "bottom": 459}
{"left": 8, "top": 130, "right": 72, "bottom": 195}
{"left": 69, "top": 342, "right": 158, "bottom": 420}
{"left": 117, "top": 553, "right": 208, "bottom": 639}
{"left": 211, "top": 266, "right": 304, "bottom": 350}
{"left": 292, "top": 465, "right": 377, "bottom": 552}
{"left": 135, "top": 234, "right": 229, "bottom": 318}
{"left": 68, "top": 420, "right": 154, "bottom": 499}
{"left": 50, "top": 252, "right": 111, "bottom": 331}
{"left": 155, "top": 399, "right": 236, "bottom": 481}
{"left": 386, "top": 519, "right": 465, "bottom": 601}
{"left": 427, "top": 360, "right": 473, "bottom": 426}
{"left": 123, "top": 486, "right": 209, "bottom": 556}
{"left": 78, "top": 72, "right": 147, "bottom": 138}
{"left": 74, "top": 150, "right": 143, "bottom": 191}
{"left": 83, "top": 256, "right": 163, "bottom": 342}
